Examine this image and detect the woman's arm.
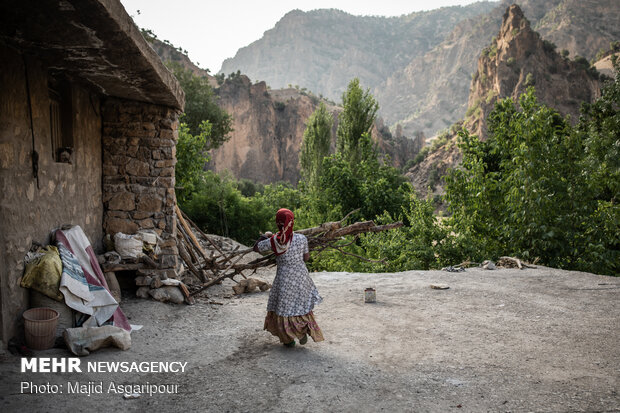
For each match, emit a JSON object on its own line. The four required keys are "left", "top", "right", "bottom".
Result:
{"left": 253, "top": 233, "right": 271, "bottom": 252}
{"left": 303, "top": 252, "right": 310, "bottom": 262}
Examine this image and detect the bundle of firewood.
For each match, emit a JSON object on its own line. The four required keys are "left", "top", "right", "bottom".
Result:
{"left": 174, "top": 206, "right": 403, "bottom": 296}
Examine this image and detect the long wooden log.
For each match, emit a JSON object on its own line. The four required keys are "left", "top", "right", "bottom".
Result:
{"left": 177, "top": 222, "right": 199, "bottom": 264}
{"left": 179, "top": 209, "right": 226, "bottom": 256}
{"left": 329, "top": 220, "right": 375, "bottom": 238}
{"left": 176, "top": 205, "right": 212, "bottom": 265}
{"left": 296, "top": 221, "right": 342, "bottom": 236}
{"left": 190, "top": 258, "right": 245, "bottom": 296}
{"left": 177, "top": 233, "right": 207, "bottom": 282}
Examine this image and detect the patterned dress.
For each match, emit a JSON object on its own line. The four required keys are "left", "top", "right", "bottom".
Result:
{"left": 257, "top": 233, "right": 324, "bottom": 343}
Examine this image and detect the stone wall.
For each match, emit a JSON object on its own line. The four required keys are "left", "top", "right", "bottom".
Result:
{"left": 102, "top": 99, "right": 180, "bottom": 270}
{"left": 0, "top": 45, "right": 103, "bottom": 343}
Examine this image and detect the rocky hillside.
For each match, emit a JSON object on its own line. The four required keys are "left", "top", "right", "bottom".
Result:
{"left": 466, "top": 4, "right": 601, "bottom": 138}
{"left": 145, "top": 31, "right": 421, "bottom": 185}
{"left": 208, "top": 76, "right": 321, "bottom": 184}
{"left": 534, "top": 0, "right": 620, "bottom": 61}
{"left": 221, "top": 4, "right": 497, "bottom": 104}
{"left": 221, "top": 1, "right": 620, "bottom": 138}
{"left": 209, "top": 75, "right": 422, "bottom": 185}
{"left": 406, "top": 3, "right": 603, "bottom": 197}
{"left": 375, "top": 4, "right": 508, "bottom": 138}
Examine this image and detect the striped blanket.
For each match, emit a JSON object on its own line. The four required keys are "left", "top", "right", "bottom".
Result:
{"left": 55, "top": 226, "right": 131, "bottom": 331}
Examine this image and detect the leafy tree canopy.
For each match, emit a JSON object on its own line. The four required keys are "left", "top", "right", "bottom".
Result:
{"left": 336, "top": 78, "right": 379, "bottom": 165}
{"left": 300, "top": 102, "right": 333, "bottom": 191}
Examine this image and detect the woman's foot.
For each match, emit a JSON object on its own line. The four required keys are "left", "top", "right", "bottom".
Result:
{"left": 283, "top": 340, "right": 295, "bottom": 348}
{"left": 299, "top": 334, "right": 308, "bottom": 345}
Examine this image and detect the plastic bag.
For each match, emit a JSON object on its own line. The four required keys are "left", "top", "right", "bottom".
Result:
{"left": 113, "top": 233, "right": 143, "bottom": 259}
{"left": 21, "top": 246, "right": 64, "bottom": 301}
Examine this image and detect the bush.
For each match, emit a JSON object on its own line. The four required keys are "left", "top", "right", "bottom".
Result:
{"left": 443, "top": 82, "right": 619, "bottom": 275}
{"left": 182, "top": 172, "right": 272, "bottom": 246}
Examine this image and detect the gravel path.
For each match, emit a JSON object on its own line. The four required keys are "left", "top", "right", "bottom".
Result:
{"left": 1, "top": 266, "right": 619, "bottom": 412}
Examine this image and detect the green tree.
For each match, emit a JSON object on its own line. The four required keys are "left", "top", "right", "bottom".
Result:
{"left": 359, "top": 197, "right": 456, "bottom": 272}
{"left": 573, "top": 58, "right": 620, "bottom": 274}
{"left": 167, "top": 62, "right": 233, "bottom": 146}
{"left": 182, "top": 172, "right": 271, "bottom": 245}
{"left": 336, "top": 78, "right": 379, "bottom": 165}
{"left": 319, "top": 152, "right": 410, "bottom": 222}
{"left": 444, "top": 80, "right": 619, "bottom": 275}
{"left": 175, "top": 121, "right": 212, "bottom": 204}
{"left": 300, "top": 102, "right": 333, "bottom": 191}
{"left": 445, "top": 89, "right": 585, "bottom": 266}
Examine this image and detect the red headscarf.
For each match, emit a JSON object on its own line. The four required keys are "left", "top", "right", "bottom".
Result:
{"left": 270, "top": 208, "right": 294, "bottom": 255}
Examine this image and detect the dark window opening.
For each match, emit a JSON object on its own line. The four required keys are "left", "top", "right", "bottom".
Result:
{"left": 48, "top": 75, "right": 73, "bottom": 163}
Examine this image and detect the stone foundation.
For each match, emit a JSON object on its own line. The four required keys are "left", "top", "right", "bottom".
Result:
{"left": 102, "top": 98, "right": 181, "bottom": 270}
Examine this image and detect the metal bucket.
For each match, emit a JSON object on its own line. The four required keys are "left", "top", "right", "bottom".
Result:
{"left": 364, "top": 288, "right": 376, "bottom": 303}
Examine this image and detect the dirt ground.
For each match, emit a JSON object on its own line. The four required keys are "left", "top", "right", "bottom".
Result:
{"left": 1, "top": 265, "right": 619, "bottom": 412}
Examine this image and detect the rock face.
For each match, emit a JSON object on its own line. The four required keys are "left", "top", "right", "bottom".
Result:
{"left": 220, "top": 1, "right": 619, "bottom": 138}
{"left": 466, "top": 4, "right": 601, "bottom": 139}
{"left": 406, "top": 4, "right": 602, "bottom": 197}
{"left": 405, "top": 136, "right": 461, "bottom": 201}
{"left": 209, "top": 76, "right": 323, "bottom": 184}
{"left": 220, "top": 5, "right": 495, "bottom": 103}
{"left": 209, "top": 76, "right": 421, "bottom": 185}
{"left": 533, "top": 0, "right": 620, "bottom": 61}
{"left": 375, "top": 5, "right": 507, "bottom": 138}
{"left": 147, "top": 33, "right": 422, "bottom": 185}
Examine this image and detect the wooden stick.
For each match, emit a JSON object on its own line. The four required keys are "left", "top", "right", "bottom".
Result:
{"left": 178, "top": 209, "right": 227, "bottom": 258}
{"left": 101, "top": 263, "right": 145, "bottom": 272}
{"left": 296, "top": 221, "right": 342, "bottom": 236}
{"left": 177, "top": 222, "right": 199, "bottom": 264}
{"left": 176, "top": 205, "right": 212, "bottom": 264}
{"left": 177, "top": 234, "right": 207, "bottom": 282}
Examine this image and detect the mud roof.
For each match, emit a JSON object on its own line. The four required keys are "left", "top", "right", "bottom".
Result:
{"left": 0, "top": 0, "right": 184, "bottom": 110}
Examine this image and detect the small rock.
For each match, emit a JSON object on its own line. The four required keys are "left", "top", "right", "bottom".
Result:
{"left": 150, "top": 276, "right": 163, "bottom": 289}
{"left": 135, "top": 276, "right": 152, "bottom": 286}
{"left": 149, "top": 286, "right": 185, "bottom": 304}
{"left": 442, "top": 266, "right": 465, "bottom": 272}
{"left": 430, "top": 284, "right": 450, "bottom": 290}
{"left": 136, "top": 286, "right": 150, "bottom": 299}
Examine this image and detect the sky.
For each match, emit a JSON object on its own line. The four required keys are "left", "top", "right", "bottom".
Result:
{"left": 120, "top": 0, "right": 492, "bottom": 73}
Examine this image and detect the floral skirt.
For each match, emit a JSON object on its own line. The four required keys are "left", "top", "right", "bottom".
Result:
{"left": 264, "top": 311, "right": 324, "bottom": 344}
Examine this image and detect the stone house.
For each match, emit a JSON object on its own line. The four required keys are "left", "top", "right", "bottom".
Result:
{"left": 0, "top": 0, "right": 185, "bottom": 347}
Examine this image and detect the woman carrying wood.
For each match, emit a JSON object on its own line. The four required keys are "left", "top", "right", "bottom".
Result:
{"left": 254, "top": 208, "right": 324, "bottom": 347}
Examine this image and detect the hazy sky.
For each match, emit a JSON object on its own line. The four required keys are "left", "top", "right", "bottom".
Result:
{"left": 120, "top": 0, "right": 494, "bottom": 73}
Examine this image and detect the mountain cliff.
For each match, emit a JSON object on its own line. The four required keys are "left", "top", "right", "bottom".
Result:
{"left": 221, "top": 4, "right": 497, "bottom": 104}
{"left": 220, "top": 1, "right": 620, "bottom": 138}
{"left": 208, "top": 76, "right": 321, "bottom": 184}
{"left": 145, "top": 31, "right": 421, "bottom": 185}
{"left": 466, "top": 4, "right": 601, "bottom": 138}
{"left": 209, "top": 75, "right": 422, "bottom": 185}
{"left": 406, "top": 3, "right": 603, "bottom": 197}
